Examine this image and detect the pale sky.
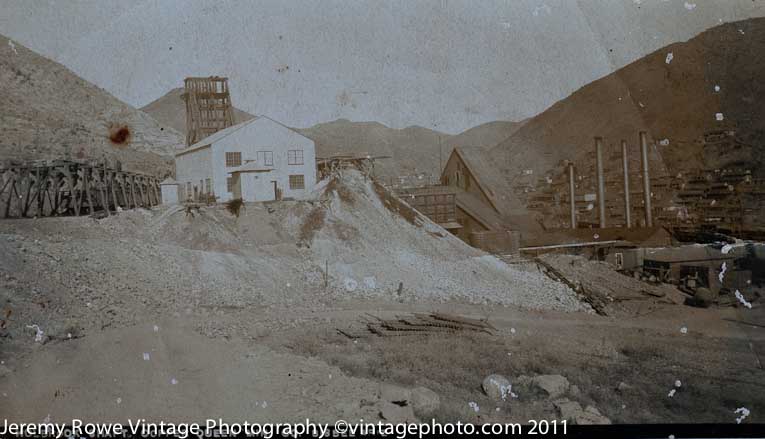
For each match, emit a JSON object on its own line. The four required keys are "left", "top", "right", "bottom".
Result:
{"left": 1, "top": 0, "right": 763, "bottom": 133}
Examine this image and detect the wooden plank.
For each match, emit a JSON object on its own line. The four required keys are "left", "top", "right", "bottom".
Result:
{"left": 84, "top": 167, "right": 94, "bottom": 215}
{"left": 3, "top": 175, "right": 16, "bottom": 218}
{"left": 130, "top": 176, "right": 138, "bottom": 208}
{"left": 430, "top": 312, "right": 496, "bottom": 330}
{"left": 110, "top": 172, "right": 120, "bottom": 210}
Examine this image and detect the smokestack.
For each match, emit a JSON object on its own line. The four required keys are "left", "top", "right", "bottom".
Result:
{"left": 595, "top": 137, "right": 606, "bottom": 228}
{"left": 621, "top": 140, "right": 632, "bottom": 228}
{"left": 569, "top": 163, "right": 576, "bottom": 229}
{"left": 639, "top": 131, "right": 653, "bottom": 227}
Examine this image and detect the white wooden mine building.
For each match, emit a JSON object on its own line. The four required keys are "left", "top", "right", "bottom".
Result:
{"left": 174, "top": 116, "right": 317, "bottom": 202}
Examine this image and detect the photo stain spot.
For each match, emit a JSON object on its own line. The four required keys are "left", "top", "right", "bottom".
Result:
{"left": 109, "top": 124, "right": 131, "bottom": 145}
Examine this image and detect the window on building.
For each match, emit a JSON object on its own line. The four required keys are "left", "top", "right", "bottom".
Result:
{"left": 227, "top": 177, "right": 234, "bottom": 193}
{"left": 225, "top": 152, "right": 242, "bottom": 167}
{"left": 288, "top": 149, "right": 304, "bottom": 165}
{"left": 257, "top": 151, "right": 274, "bottom": 166}
{"left": 205, "top": 178, "right": 212, "bottom": 194}
{"left": 289, "top": 174, "right": 305, "bottom": 190}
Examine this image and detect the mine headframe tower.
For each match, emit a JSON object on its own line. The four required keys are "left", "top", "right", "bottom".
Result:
{"left": 182, "top": 76, "right": 236, "bottom": 146}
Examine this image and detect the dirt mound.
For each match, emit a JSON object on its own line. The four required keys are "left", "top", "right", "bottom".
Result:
{"left": 0, "top": 170, "right": 588, "bottom": 360}
{"left": 0, "top": 34, "right": 183, "bottom": 176}
{"left": 300, "top": 171, "right": 587, "bottom": 310}
{"left": 492, "top": 17, "right": 765, "bottom": 180}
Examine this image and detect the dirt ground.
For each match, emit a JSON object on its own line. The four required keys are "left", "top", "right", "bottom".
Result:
{"left": 2, "top": 295, "right": 763, "bottom": 425}
{"left": 0, "top": 174, "right": 763, "bottom": 425}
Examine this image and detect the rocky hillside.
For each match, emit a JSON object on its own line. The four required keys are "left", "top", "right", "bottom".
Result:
{"left": 140, "top": 87, "right": 256, "bottom": 135}
{"left": 0, "top": 34, "right": 183, "bottom": 176}
{"left": 491, "top": 17, "right": 765, "bottom": 180}
{"left": 297, "top": 119, "right": 524, "bottom": 181}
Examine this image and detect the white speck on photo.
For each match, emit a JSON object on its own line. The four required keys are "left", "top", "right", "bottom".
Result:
{"left": 680, "top": 327, "right": 688, "bottom": 334}
{"left": 665, "top": 52, "right": 673, "bottom": 64}
{"left": 468, "top": 401, "right": 479, "bottom": 412}
{"left": 142, "top": 352, "right": 150, "bottom": 361}
{"left": 734, "top": 407, "right": 750, "bottom": 424}
{"left": 734, "top": 290, "right": 752, "bottom": 309}
{"left": 684, "top": 2, "right": 696, "bottom": 10}
{"left": 715, "top": 112, "right": 724, "bottom": 121}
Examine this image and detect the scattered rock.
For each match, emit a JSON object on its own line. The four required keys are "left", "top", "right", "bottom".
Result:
{"left": 576, "top": 406, "right": 612, "bottom": 425}
{"left": 693, "top": 288, "right": 714, "bottom": 307}
{"left": 379, "top": 401, "right": 416, "bottom": 423}
{"left": 482, "top": 374, "right": 514, "bottom": 401}
{"left": 410, "top": 387, "right": 440, "bottom": 416}
{"left": 554, "top": 399, "right": 610, "bottom": 424}
{"left": 553, "top": 398, "right": 582, "bottom": 420}
{"left": 515, "top": 375, "right": 533, "bottom": 387}
{"left": 379, "top": 383, "right": 411, "bottom": 403}
{"left": 532, "top": 374, "right": 570, "bottom": 398}
{"left": 569, "top": 385, "right": 581, "bottom": 398}
{"left": 616, "top": 381, "right": 632, "bottom": 393}
{"left": 0, "top": 365, "right": 12, "bottom": 378}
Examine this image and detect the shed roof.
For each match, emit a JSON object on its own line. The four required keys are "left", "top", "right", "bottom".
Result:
{"left": 175, "top": 117, "right": 260, "bottom": 157}
{"left": 160, "top": 177, "right": 178, "bottom": 185}
{"left": 455, "top": 190, "right": 508, "bottom": 231}
{"left": 452, "top": 147, "right": 526, "bottom": 218}
{"left": 174, "top": 115, "right": 312, "bottom": 157}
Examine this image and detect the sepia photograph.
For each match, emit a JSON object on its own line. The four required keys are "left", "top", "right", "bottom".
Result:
{"left": 0, "top": 1, "right": 764, "bottom": 437}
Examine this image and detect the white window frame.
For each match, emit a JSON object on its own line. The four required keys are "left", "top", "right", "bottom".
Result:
{"left": 288, "top": 149, "right": 304, "bottom": 165}
{"left": 225, "top": 151, "right": 242, "bottom": 168}
{"left": 257, "top": 151, "right": 274, "bottom": 166}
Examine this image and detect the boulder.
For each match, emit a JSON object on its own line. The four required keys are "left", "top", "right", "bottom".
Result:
{"left": 693, "top": 288, "right": 715, "bottom": 308}
{"left": 379, "top": 402, "right": 417, "bottom": 423}
{"left": 532, "top": 374, "right": 570, "bottom": 398}
{"left": 553, "top": 398, "right": 583, "bottom": 420}
{"left": 410, "top": 387, "right": 440, "bottom": 416}
{"left": 575, "top": 406, "right": 611, "bottom": 425}
{"left": 482, "top": 374, "right": 513, "bottom": 401}
{"left": 379, "top": 384, "right": 411, "bottom": 403}
{"left": 616, "top": 381, "right": 632, "bottom": 393}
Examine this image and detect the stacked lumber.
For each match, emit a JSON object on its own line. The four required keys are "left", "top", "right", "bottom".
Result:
{"left": 364, "top": 312, "right": 495, "bottom": 337}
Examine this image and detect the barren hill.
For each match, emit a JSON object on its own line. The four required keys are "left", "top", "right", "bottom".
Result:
{"left": 141, "top": 89, "right": 524, "bottom": 181}
{"left": 491, "top": 17, "right": 765, "bottom": 180}
{"left": 0, "top": 34, "right": 183, "bottom": 176}
{"left": 297, "top": 119, "right": 524, "bottom": 182}
{"left": 140, "top": 87, "right": 256, "bottom": 135}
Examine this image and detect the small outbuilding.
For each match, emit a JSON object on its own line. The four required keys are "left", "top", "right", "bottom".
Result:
{"left": 160, "top": 177, "right": 180, "bottom": 205}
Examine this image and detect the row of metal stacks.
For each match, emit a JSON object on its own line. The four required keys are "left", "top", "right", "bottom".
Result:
{"left": 514, "top": 146, "right": 764, "bottom": 239}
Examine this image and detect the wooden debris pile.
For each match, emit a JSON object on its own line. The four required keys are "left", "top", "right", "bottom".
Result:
{"left": 345, "top": 312, "right": 495, "bottom": 337}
